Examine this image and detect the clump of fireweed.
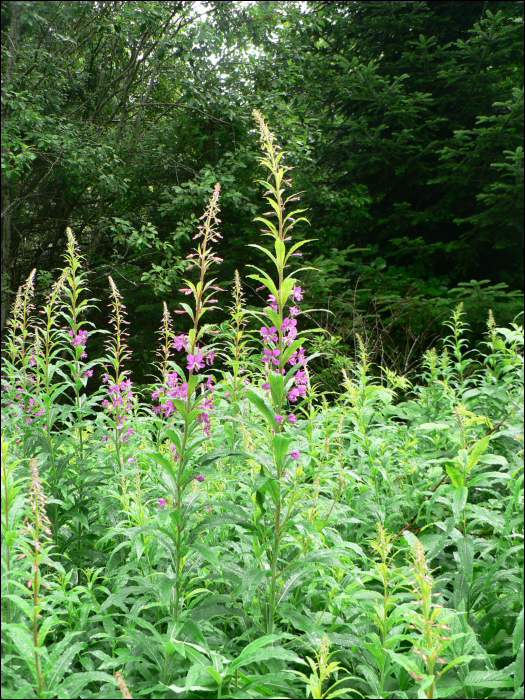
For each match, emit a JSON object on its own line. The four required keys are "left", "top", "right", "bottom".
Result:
{"left": 100, "top": 276, "right": 135, "bottom": 469}
{"left": 5, "top": 458, "right": 58, "bottom": 697}
{"left": 147, "top": 183, "right": 223, "bottom": 620}
{"left": 241, "top": 110, "right": 325, "bottom": 635}
{"left": 2, "top": 269, "right": 38, "bottom": 458}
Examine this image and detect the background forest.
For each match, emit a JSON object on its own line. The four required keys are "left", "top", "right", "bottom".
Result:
{"left": 2, "top": 0, "right": 523, "bottom": 382}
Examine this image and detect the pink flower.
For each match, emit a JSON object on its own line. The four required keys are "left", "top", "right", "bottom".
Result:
{"left": 262, "top": 382, "right": 270, "bottom": 390}
{"left": 202, "top": 396, "right": 214, "bottom": 411}
{"left": 206, "top": 376, "right": 214, "bottom": 392}
{"left": 292, "top": 285, "right": 303, "bottom": 302}
{"left": 289, "top": 306, "right": 300, "bottom": 317}
{"left": 288, "top": 387, "right": 299, "bottom": 402}
{"left": 83, "top": 369, "right": 94, "bottom": 378}
{"left": 198, "top": 411, "right": 211, "bottom": 436}
{"left": 187, "top": 352, "right": 205, "bottom": 371}
{"left": 290, "top": 450, "right": 300, "bottom": 460}
{"left": 206, "top": 350, "right": 215, "bottom": 366}
{"left": 170, "top": 443, "right": 179, "bottom": 460}
{"left": 69, "top": 329, "right": 88, "bottom": 347}
{"left": 262, "top": 348, "right": 280, "bottom": 365}
{"left": 260, "top": 326, "right": 278, "bottom": 343}
{"left": 102, "top": 435, "right": 108, "bottom": 441}
{"left": 158, "top": 497, "right": 167, "bottom": 509}
{"left": 295, "top": 369, "right": 307, "bottom": 385}
{"left": 28, "top": 356, "right": 36, "bottom": 366}
{"left": 267, "top": 294, "right": 278, "bottom": 312}
{"left": 161, "top": 399, "right": 175, "bottom": 416}
{"left": 173, "top": 334, "right": 187, "bottom": 352}
{"left": 274, "top": 414, "right": 284, "bottom": 423}
{"left": 205, "top": 504, "right": 213, "bottom": 513}
{"left": 288, "top": 414, "right": 297, "bottom": 424}
{"left": 194, "top": 474, "right": 205, "bottom": 482}
{"left": 280, "top": 317, "right": 297, "bottom": 332}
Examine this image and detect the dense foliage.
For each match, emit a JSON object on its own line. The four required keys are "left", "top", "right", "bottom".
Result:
{"left": 1, "top": 1, "right": 523, "bottom": 376}
{"left": 1, "top": 113, "right": 523, "bottom": 699}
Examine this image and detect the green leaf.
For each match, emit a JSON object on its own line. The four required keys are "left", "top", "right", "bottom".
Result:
{"left": 446, "top": 464, "right": 464, "bottom": 487}
{"left": 277, "top": 567, "right": 311, "bottom": 603}
{"left": 228, "top": 643, "right": 298, "bottom": 674}
{"left": 513, "top": 608, "right": 524, "bottom": 655}
{"left": 462, "top": 669, "right": 514, "bottom": 688}
{"left": 456, "top": 536, "right": 474, "bottom": 584}
{"left": 146, "top": 451, "right": 177, "bottom": 487}
{"left": 452, "top": 486, "right": 468, "bottom": 521}
{"left": 238, "top": 569, "right": 266, "bottom": 607}
{"left": 269, "top": 370, "right": 285, "bottom": 407}
{"left": 466, "top": 435, "right": 491, "bottom": 473}
{"left": 192, "top": 543, "right": 220, "bottom": 570}
{"left": 245, "top": 390, "right": 275, "bottom": 425}
{"left": 56, "top": 671, "right": 119, "bottom": 696}
{"left": 46, "top": 641, "right": 87, "bottom": 691}
{"left": 272, "top": 433, "right": 291, "bottom": 468}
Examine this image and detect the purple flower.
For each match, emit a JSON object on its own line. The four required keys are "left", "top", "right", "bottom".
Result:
{"left": 83, "top": 369, "right": 94, "bottom": 378}
{"left": 198, "top": 411, "right": 211, "bottom": 436}
{"left": 297, "top": 346, "right": 306, "bottom": 364}
{"left": 173, "top": 334, "right": 188, "bottom": 352}
{"left": 288, "top": 387, "right": 299, "bottom": 402}
{"left": 187, "top": 352, "right": 205, "bottom": 371}
{"left": 260, "top": 326, "right": 278, "bottom": 343}
{"left": 288, "top": 413, "right": 297, "bottom": 424}
{"left": 205, "top": 504, "right": 213, "bottom": 513}
{"left": 165, "top": 371, "right": 179, "bottom": 388}
{"left": 289, "top": 306, "right": 300, "bottom": 317}
{"left": 170, "top": 443, "right": 179, "bottom": 460}
{"left": 290, "top": 450, "right": 301, "bottom": 460}
{"left": 262, "top": 348, "right": 280, "bottom": 365}
{"left": 102, "top": 373, "right": 110, "bottom": 383}
{"left": 262, "top": 382, "right": 270, "bottom": 390}
{"left": 295, "top": 369, "right": 307, "bottom": 385}
{"left": 274, "top": 414, "right": 284, "bottom": 423}
{"left": 158, "top": 497, "right": 167, "bottom": 509}
{"left": 280, "top": 317, "right": 297, "bottom": 332}
{"left": 202, "top": 396, "right": 214, "bottom": 411}
{"left": 102, "top": 435, "right": 108, "bottom": 442}
{"left": 28, "top": 356, "right": 36, "bottom": 366}
{"left": 161, "top": 399, "right": 175, "bottom": 417}
{"left": 69, "top": 329, "right": 88, "bottom": 347}
{"left": 267, "top": 294, "right": 278, "bottom": 312}
{"left": 292, "top": 285, "right": 303, "bottom": 302}
{"left": 206, "top": 376, "right": 214, "bottom": 392}
{"left": 194, "top": 474, "right": 205, "bottom": 482}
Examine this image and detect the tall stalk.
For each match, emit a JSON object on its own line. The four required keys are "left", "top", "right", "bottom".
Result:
{"left": 247, "top": 110, "right": 312, "bottom": 634}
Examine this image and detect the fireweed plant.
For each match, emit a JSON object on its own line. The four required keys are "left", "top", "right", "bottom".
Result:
{"left": 0, "top": 116, "right": 523, "bottom": 699}
{"left": 147, "top": 182, "right": 223, "bottom": 621}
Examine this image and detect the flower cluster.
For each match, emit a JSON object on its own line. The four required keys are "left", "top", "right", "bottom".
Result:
{"left": 198, "top": 386, "right": 215, "bottom": 437}
{"left": 151, "top": 370, "right": 188, "bottom": 417}
{"left": 68, "top": 328, "right": 88, "bottom": 358}
{"left": 102, "top": 374, "right": 134, "bottom": 437}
